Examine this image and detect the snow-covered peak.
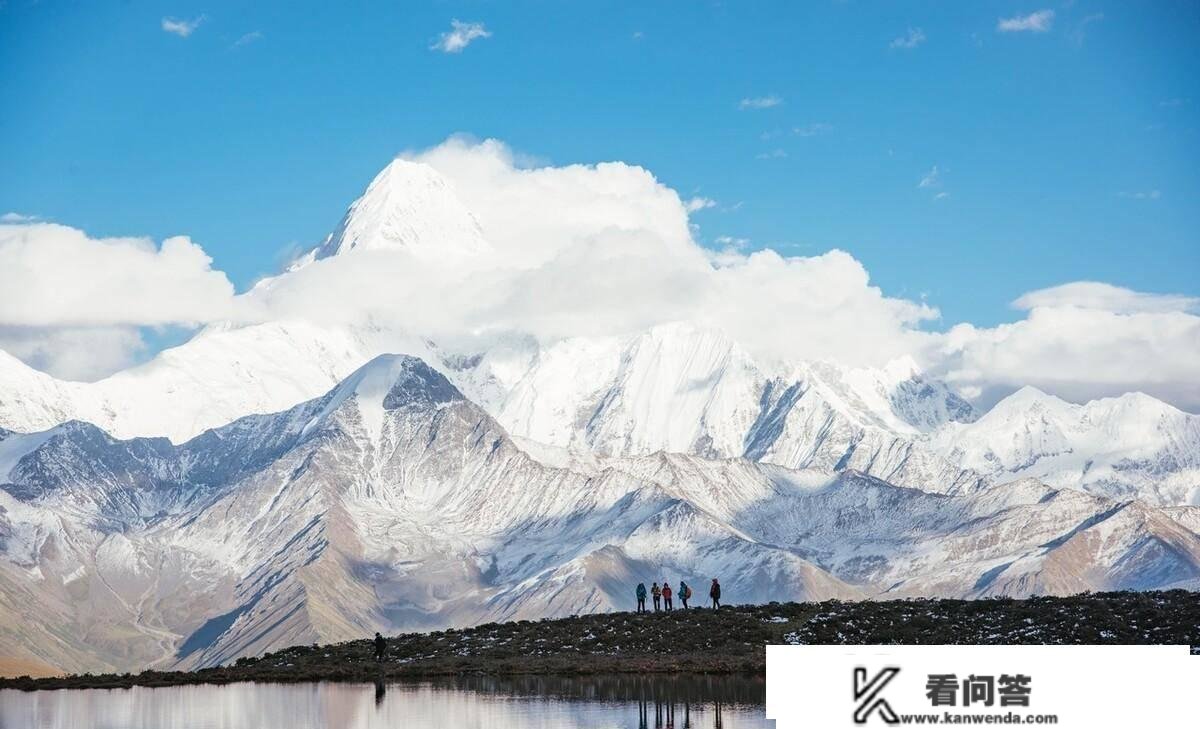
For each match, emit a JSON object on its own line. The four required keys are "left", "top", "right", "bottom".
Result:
{"left": 995, "top": 385, "right": 1069, "bottom": 411}
{"left": 967, "top": 386, "right": 1180, "bottom": 440}
{"left": 1082, "top": 391, "right": 1182, "bottom": 426}
{"left": 782, "top": 358, "right": 976, "bottom": 435}
{"left": 327, "top": 353, "right": 461, "bottom": 412}
{"left": 310, "top": 354, "right": 464, "bottom": 444}
{"left": 309, "top": 158, "right": 492, "bottom": 263}
{"left": 879, "top": 354, "right": 922, "bottom": 383}
{"left": 929, "top": 384, "right": 1200, "bottom": 504}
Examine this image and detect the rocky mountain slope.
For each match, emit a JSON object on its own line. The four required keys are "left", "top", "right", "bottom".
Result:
{"left": 2, "top": 356, "right": 1197, "bottom": 674}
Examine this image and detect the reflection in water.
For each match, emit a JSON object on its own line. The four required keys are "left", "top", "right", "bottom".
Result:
{"left": 0, "top": 674, "right": 770, "bottom": 729}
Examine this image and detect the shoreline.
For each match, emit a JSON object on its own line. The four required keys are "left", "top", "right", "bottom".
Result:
{"left": 4, "top": 590, "right": 1197, "bottom": 692}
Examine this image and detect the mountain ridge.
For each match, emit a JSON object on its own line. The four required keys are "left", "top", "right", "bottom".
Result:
{"left": 1, "top": 353, "right": 1197, "bottom": 675}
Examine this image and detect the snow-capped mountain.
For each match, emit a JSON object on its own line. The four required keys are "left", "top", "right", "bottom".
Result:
{"left": 930, "top": 387, "right": 1200, "bottom": 505}
{"left": 1, "top": 157, "right": 1194, "bottom": 508}
{"left": 2, "top": 155, "right": 1199, "bottom": 675}
{"left": 1, "top": 355, "right": 1197, "bottom": 674}
{"left": 478, "top": 323, "right": 985, "bottom": 494}
{"left": 297, "top": 158, "right": 492, "bottom": 266}
{"left": 0, "top": 320, "right": 397, "bottom": 442}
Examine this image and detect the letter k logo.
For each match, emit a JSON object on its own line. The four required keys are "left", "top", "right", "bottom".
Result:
{"left": 853, "top": 667, "right": 900, "bottom": 724}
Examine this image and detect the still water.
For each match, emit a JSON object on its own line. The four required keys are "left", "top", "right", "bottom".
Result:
{"left": 0, "top": 674, "right": 772, "bottom": 729}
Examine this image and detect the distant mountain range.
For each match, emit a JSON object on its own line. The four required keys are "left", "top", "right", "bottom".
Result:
{"left": 1, "top": 159, "right": 1197, "bottom": 675}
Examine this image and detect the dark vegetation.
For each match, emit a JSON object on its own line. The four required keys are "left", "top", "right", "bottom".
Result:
{"left": 4, "top": 590, "right": 1197, "bottom": 691}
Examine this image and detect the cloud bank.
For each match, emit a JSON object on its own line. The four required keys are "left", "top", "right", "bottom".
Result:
{"left": 3, "top": 139, "right": 1197, "bottom": 412}
{"left": 0, "top": 223, "right": 236, "bottom": 379}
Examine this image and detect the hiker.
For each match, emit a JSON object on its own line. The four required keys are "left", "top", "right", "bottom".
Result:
{"left": 636, "top": 582, "right": 648, "bottom": 613}
{"left": 651, "top": 582, "right": 662, "bottom": 612}
{"left": 709, "top": 578, "right": 721, "bottom": 609}
{"left": 679, "top": 581, "right": 691, "bottom": 609}
{"left": 662, "top": 582, "right": 673, "bottom": 611}
{"left": 373, "top": 632, "right": 387, "bottom": 661}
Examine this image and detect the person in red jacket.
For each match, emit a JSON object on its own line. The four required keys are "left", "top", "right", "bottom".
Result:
{"left": 662, "top": 582, "right": 673, "bottom": 611}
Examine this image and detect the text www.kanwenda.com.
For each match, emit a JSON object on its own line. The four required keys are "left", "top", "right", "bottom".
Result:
{"left": 895, "top": 713, "right": 1059, "bottom": 725}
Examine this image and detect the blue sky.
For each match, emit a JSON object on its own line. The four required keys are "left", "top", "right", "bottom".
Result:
{"left": 1, "top": 0, "right": 1197, "bottom": 330}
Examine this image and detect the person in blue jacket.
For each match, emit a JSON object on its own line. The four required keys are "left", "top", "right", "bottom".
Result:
{"left": 636, "top": 582, "right": 647, "bottom": 613}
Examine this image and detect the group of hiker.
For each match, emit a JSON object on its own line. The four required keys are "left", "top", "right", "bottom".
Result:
{"left": 369, "top": 578, "right": 725, "bottom": 661}
{"left": 635, "top": 578, "right": 721, "bottom": 613}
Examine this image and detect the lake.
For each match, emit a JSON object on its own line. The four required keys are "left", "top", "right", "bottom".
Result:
{"left": 0, "top": 674, "right": 772, "bottom": 728}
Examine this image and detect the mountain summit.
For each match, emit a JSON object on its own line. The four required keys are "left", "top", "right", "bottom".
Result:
{"left": 306, "top": 158, "right": 492, "bottom": 264}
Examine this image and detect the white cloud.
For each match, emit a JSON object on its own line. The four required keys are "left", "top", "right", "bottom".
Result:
{"left": 6, "top": 138, "right": 1198, "bottom": 411}
{"left": 1013, "top": 282, "right": 1198, "bottom": 315}
{"left": 739, "top": 95, "right": 783, "bottom": 110}
{"left": 398, "top": 137, "right": 696, "bottom": 268}
{"left": 248, "top": 139, "right": 935, "bottom": 369}
{"left": 0, "top": 223, "right": 239, "bottom": 380}
{"left": 233, "top": 31, "right": 263, "bottom": 48}
{"left": 793, "top": 123, "right": 833, "bottom": 137}
{"left": 997, "top": 10, "right": 1054, "bottom": 33}
{"left": 935, "top": 292, "right": 1200, "bottom": 411}
{"left": 0, "top": 224, "right": 237, "bottom": 328}
{"left": 918, "top": 165, "right": 941, "bottom": 188}
{"left": 890, "top": 27, "right": 926, "bottom": 49}
{"left": 934, "top": 192, "right": 950, "bottom": 201}
{"left": 713, "top": 235, "right": 750, "bottom": 250}
{"left": 1117, "top": 190, "right": 1161, "bottom": 200}
{"left": 1, "top": 212, "right": 37, "bottom": 223}
{"left": 0, "top": 325, "right": 145, "bottom": 382}
{"left": 756, "top": 149, "right": 788, "bottom": 160}
{"left": 431, "top": 20, "right": 491, "bottom": 53}
{"left": 685, "top": 197, "right": 717, "bottom": 213}
{"left": 162, "top": 16, "right": 205, "bottom": 38}
{"left": 261, "top": 138, "right": 1200, "bottom": 411}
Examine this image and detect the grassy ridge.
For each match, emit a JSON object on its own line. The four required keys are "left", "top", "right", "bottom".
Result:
{"left": 4, "top": 590, "right": 1198, "bottom": 691}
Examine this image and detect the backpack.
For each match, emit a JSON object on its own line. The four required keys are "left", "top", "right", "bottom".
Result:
{"left": 683, "top": 585, "right": 692, "bottom": 599}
